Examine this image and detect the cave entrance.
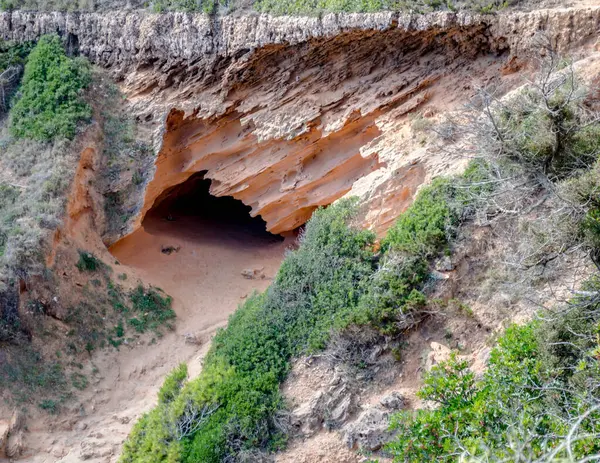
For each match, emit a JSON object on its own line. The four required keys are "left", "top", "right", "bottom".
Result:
{"left": 110, "top": 172, "right": 287, "bottom": 332}
{"left": 144, "top": 172, "right": 283, "bottom": 245}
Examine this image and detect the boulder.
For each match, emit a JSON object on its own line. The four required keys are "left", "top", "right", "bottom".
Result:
{"left": 425, "top": 341, "right": 452, "bottom": 371}
{"left": 343, "top": 406, "right": 393, "bottom": 451}
{"left": 379, "top": 391, "right": 405, "bottom": 411}
{"left": 6, "top": 430, "right": 23, "bottom": 458}
{"left": 241, "top": 267, "right": 265, "bottom": 280}
{"left": 290, "top": 374, "right": 358, "bottom": 436}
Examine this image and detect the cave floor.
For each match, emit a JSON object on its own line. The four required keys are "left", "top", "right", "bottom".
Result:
{"left": 110, "top": 207, "right": 289, "bottom": 338}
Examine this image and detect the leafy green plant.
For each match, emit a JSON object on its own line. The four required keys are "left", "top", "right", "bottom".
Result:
{"left": 129, "top": 285, "right": 175, "bottom": 333}
{"left": 0, "top": 40, "right": 33, "bottom": 73}
{"left": 382, "top": 178, "right": 458, "bottom": 256}
{"left": 9, "top": 34, "right": 91, "bottom": 141}
{"left": 76, "top": 251, "right": 103, "bottom": 272}
{"left": 39, "top": 399, "right": 59, "bottom": 414}
{"left": 158, "top": 363, "right": 188, "bottom": 404}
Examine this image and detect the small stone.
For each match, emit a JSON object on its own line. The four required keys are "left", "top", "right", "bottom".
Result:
{"left": 6, "top": 430, "right": 23, "bottom": 458}
{"left": 425, "top": 342, "right": 452, "bottom": 371}
{"left": 184, "top": 333, "right": 202, "bottom": 345}
{"left": 241, "top": 267, "right": 265, "bottom": 279}
{"left": 161, "top": 245, "right": 181, "bottom": 255}
{"left": 75, "top": 422, "right": 88, "bottom": 432}
{"left": 380, "top": 392, "right": 405, "bottom": 411}
{"left": 435, "top": 256, "right": 454, "bottom": 272}
{"left": 52, "top": 446, "right": 66, "bottom": 458}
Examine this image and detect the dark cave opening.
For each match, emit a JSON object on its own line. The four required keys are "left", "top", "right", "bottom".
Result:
{"left": 143, "top": 171, "right": 284, "bottom": 245}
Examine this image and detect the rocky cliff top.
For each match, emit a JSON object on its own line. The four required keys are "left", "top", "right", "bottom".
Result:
{"left": 1, "top": 7, "right": 598, "bottom": 78}
{"left": 3, "top": 6, "right": 600, "bottom": 239}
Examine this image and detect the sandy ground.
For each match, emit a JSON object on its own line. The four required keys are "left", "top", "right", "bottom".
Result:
{"left": 18, "top": 207, "right": 288, "bottom": 463}
{"left": 110, "top": 208, "right": 289, "bottom": 346}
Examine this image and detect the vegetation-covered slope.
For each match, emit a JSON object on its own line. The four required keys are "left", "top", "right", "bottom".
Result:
{"left": 120, "top": 48, "right": 600, "bottom": 462}
{"left": 0, "top": 35, "right": 175, "bottom": 419}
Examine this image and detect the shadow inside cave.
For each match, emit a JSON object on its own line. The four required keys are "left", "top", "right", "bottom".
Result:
{"left": 143, "top": 171, "right": 284, "bottom": 247}
{"left": 109, "top": 171, "right": 289, "bottom": 328}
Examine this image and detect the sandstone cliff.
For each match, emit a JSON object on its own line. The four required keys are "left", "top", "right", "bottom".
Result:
{"left": 2, "top": 7, "right": 599, "bottom": 237}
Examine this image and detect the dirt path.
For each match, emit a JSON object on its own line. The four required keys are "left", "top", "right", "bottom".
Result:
{"left": 20, "top": 210, "right": 288, "bottom": 463}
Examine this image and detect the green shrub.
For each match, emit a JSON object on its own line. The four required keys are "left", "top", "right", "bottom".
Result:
{"left": 382, "top": 178, "right": 458, "bottom": 256}
{"left": 158, "top": 363, "right": 188, "bottom": 404}
{"left": 388, "top": 281, "right": 600, "bottom": 461}
{"left": 355, "top": 254, "right": 428, "bottom": 335}
{"left": 491, "top": 75, "right": 600, "bottom": 180}
{"left": 76, "top": 251, "right": 103, "bottom": 272}
{"left": 38, "top": 398, "right": 59, "bottom": 414}
{"left": 0, "top": 40, "right": 33, "bottom": 73}
{"left": 9, "top": 34, "right": 91, "bottom": 141}
{"left": 129, "top": 285, "right": 175, "bottom": 332}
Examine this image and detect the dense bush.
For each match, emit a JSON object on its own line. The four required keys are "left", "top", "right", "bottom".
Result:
{"left": 387, "top": 277, "right": 600, "bottom": 461}
{"left": 0, "top": 40, "right": 33, "bottom": 72}
{"left": 120, "top": 199, "right": 379, "bottom": 462}
{"left": 10, "top": 34, "right": 91, "bottom": 141}
{"left": 382, "top": 178, "right": 458, "bottom": 257}
{"left": 158, "top": 363, "right": 188, "bottom": 405}
{"left": 121, "top": 175, "right": 466, "bottom": 462}
{"left": 0, "top": 40, "right": 33, "bottom": 113}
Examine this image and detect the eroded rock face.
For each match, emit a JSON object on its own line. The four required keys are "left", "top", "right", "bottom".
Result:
{"left": 129, "top": 19, "right": 500, "bottom": 235}
{"left": 2, "top": 8, "right": 599, "bottom": 237}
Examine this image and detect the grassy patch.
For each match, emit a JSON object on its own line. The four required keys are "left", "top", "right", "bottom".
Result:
{"left": 76, "top": 250, "right": 104, "bottom": 272}
{"left": 128, "top": 285, "right": 175, "bottom": 333}
{"left": 63, "top": 279, "right": 175, "bottom": 355}
{"left": 71, "top": 371, "right": 88, "bottom": 390}
{"left": 0, "top": 344, "right": 67, "bottom": 404}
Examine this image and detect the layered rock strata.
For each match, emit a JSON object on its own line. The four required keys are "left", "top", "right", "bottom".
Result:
{"left": 2, "top": 7, "right": 599, "bottom": 236}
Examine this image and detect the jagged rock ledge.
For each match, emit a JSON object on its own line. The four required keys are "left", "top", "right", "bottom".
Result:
{"left": 1, "top": 8, "right": 598, "bottom": 77}
{"left": 3, "top": 7, "right": 600, "bottom": 239}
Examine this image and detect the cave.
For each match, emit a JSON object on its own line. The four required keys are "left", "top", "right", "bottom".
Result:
{"left": 109, "top": 171, "right": 287, "bottom": 329}
{"left": 143, "top": 171, "right": 284, "bottom": 245}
